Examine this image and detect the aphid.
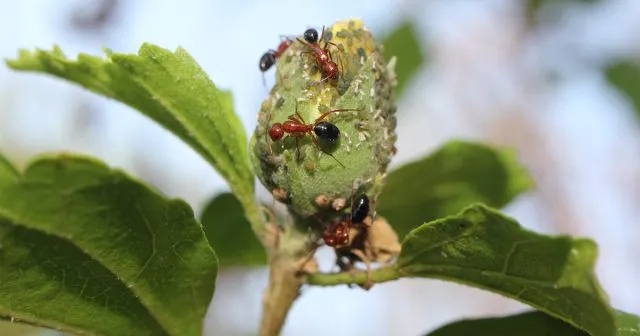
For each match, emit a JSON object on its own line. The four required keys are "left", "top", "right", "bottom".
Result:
{"left": 297, "top": 26, "right": 342, "bottom": 82}
{"left": 268, "top": 101, "right": 359, "bottom": 167}
{"left": 322, "top": 194, "right": 370, "bottom": 247}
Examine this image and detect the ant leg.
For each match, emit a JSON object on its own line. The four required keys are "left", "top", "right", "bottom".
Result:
{"left": 296, "top": 37, "right": 311, "bottom": 48}
{"left": 295, "top": 137, "right": 301, "bottom": 162}
{"left": 310, "top": 133, "right": 345, "bottom": 168}
{"left": 293, "top": 100, "right": 307, "bottom": 124}
{"left": 265, "top": 112, "right": 274, "bottom": 155}
{"left": 337, "top": 53, "right": 346, "bottom": 78}
{"left": 326, "top": 41, "right": 339, "bottom": 48}
{"left": 294, "top": 111, "right": 307, "bottom": 125}
{"left": 313, "top": 107, "right": 363, "bottom": 124}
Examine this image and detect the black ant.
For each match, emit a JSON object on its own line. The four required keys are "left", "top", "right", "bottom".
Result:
{"left": 322, "top": 194, "right": 370, "bottom": 247}
{"left": 296, "top": 26, "right": 342, "bottom": 82}
{"left": 267, "top": 101, "right": 359, "bottom": 167}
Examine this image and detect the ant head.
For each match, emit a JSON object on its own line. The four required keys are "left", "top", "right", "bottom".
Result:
{"left": 268, "top": 122, "right": 285, "bottom": 141}
{"left": 303, "top": 28, "right": 319, "bottom": 44}
{"left": 313, "top": 121, "right": 340, "bottom": 143}
{"left": 259, "top": 51, "right": 276, "bottom": 72}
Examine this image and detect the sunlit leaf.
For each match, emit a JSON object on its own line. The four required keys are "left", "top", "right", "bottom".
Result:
{"left": 399, "top": 205, "right": 614, "bottom": 336}
{"left": 426, "top": 311, "right": 586, "bottom": 336}
{"left": 0, "top": 152, "right": 218, "bottom": 336}
{"left": 605, "top": 60, "right": 640, "bottom": 121}
{"left": 5, "top": 44, "right": 254, "bottom": 203}
{"left": 377, "top": 140, "right": 534, "bottom": 238}
{"left": 526, "top": 0, "right": 602, "bottom": 27}
{"left": 382, "top": 20, "right": 425, "bottom": 97}
{"left": 201, "top": 193, "right": 266, "bottom": 267}
{"left": 426, "top": 310, "right": 640, "bottom": 336}
{"left": 616, "top": 310, "right": 640, "bottom": 336}
{"left": 0, "top": 219, "right": 168, "bottom": 336}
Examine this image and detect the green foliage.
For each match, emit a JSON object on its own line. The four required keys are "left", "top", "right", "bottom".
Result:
{"left": 382, "top": 20, "right": 425, "bottom": 97}
{"left": 0, "top": 152, "right": 218, "bottom": 336}
{"left": 615, "top": 311, "right": 640, "bottom": 336}
{"left": 426, "top": 310, "right": 640, "bottom": 336}
{"left": 398, "top": 204, "right": 614, "bottom": 336}
{"left": 4, "top": 33, "right": 637, "bottom": 336}
{"left": 377, "top": 140, "right": 534, "bottom": 238}
{"left": 0, "top": 219, "right": 167, "bottom": 336}
{"left": 5, "top": 44, "right": 254, "bottom": 203}
{"left": 605, "top": 61, "right": 640, "bottom": 121}
{"left": 200, "top": 193, "right": 266, "bottom": 267}
{"left": 526, "top": 0, "right": 601, "bottom": 27}
{"left": 426, "top": 311, "right": 587, "bottom": 336}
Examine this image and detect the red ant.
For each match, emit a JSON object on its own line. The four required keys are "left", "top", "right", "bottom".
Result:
{"left": 325, "top": 193, "right": 376, "bottom": 289}
{"left": 298, "top": 192, "right": 374, "bottom": 288}
{"left": 259, "top": 38, "right": 293, "bottom": 72}
{"left": 296, "top": 26, "right": 342, "bottom": 82}
{"left": 267, "top": 101, "right": 359, "bottom": 167}
{"left": 259, "top": 37, "right": 294, "bottom": 86}
{"left": 322, "top": 194, "right": 370, "bottom": 247}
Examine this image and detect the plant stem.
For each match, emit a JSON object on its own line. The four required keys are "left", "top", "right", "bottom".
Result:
{"left": 306, "top": 265, "right": 402, "bottom": 286}
{"left": 257, "top": 217, "right": 311, "bottom": 336}
{"left": 258, "top": 253, "right": 304, "bottom": 336}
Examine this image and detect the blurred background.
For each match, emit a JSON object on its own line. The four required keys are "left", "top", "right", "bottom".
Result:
{"left": 1, "top": 0, "right": 639, "bottom": 335}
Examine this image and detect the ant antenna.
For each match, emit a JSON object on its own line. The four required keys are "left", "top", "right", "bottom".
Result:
{"left": 321, "top": 149, "right": 345, "bottom": 168}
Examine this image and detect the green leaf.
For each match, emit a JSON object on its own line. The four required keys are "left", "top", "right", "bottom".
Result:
{"left": 200, "top": 192, "right": 266, "bottom": 267}
{"left": 0, "top": 219, "right": 167, "bottom": 336}
{"left": 398, "top": 204, "right": 614, "bottom": 336}
{"left": 526, "top": 0, "right": 601, "bottom": 27}
{"left": 426, "top": 310, "right": 640, "bottom": 336}
{"left": 5, "top": 44, "right": 253, "bottom": 202}
{"left": 426, "top": 310, "right": 586, "bottom": 336}
{"left": 382, "top": 20, "right": 425, "bottom": 97}
{"left": 616, "top": 311, "right": 640, "bottom": 336}
{"left": 0, "top": 153, "right": 19, "bottom": 183}
{"left": 0, "top": 153, "right": 218, "bottom": 336}
{"left": 377, "top": 140, "right": 534, "bottom": 239}
{"left": 605, "top": 61, "right": 640, "bottom": 121}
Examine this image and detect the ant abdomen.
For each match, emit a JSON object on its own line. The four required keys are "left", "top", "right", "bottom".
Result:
{"left": 313, "top": 121, "right": 340, "bottom": 143}
{"left": 351, "top": 194, "right": 370, "bottom": 224}
{"left": 259, "top": 51, "right": 277, "bottom": 72}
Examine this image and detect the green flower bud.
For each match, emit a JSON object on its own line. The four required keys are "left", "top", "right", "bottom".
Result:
{"left": 251, "top": 19, "right": 397, "bottom": 223}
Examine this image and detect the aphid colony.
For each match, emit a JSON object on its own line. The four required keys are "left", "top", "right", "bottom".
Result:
{"left": 259, "top": 26, "right": 378, "bottom": 285}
